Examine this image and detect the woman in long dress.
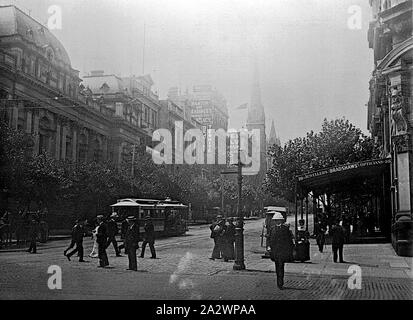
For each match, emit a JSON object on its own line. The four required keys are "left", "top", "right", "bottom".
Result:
{"left": 89, "top": 224, "right": 99, "bottom": 258}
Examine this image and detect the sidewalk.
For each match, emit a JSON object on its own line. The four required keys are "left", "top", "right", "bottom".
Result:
{"left": 246, "top": 241, "right": 413, "bottom": 280}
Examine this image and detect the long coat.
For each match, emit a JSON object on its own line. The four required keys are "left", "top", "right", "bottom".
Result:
{"left": 330, "top": 225, "right": 345, "bottom": 245}
{"left": 96, "top": 222, "right": 108, "bottom": 246}
{"left": 125, "top": 223, "right": 140, "bottom": 248}
{"left": 71, "top": 224, "right": 84, "bottom": 243}
{"left": 269, "top": 224, "right": 294, "bottom": 263}
{"left": 143, "top": 221, "right": 155, "bottom": 243}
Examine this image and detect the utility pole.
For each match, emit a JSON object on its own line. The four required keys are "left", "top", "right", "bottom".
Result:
{"left": 233, "top": 131, "right": 245, "bottom": 270}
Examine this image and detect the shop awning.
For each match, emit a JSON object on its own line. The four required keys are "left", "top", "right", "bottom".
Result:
{"left": 296, "top": 158, "right": 391, "bottom": 196}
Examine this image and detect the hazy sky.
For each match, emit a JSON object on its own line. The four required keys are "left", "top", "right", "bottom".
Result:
{"left": 3, "top": 0, "right": 374, "bottom": 142}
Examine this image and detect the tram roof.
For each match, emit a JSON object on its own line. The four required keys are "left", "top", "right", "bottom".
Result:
{"left": 110, "top": 198, "right": 187, "bottom": 208}
{"left": 296, "top": 158, "right": 391, "bottom": 196}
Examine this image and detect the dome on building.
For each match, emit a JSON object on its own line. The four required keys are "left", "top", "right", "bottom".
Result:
{"left": 0, "top": 5, "right": 72, "bottom": 67}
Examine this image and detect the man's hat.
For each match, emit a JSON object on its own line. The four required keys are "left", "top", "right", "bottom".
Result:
{"left": 144, "top": 215, "right": 151, "bottom": 220}
{"left": 126, "top": 216, "right": 136, "bottom": 221}
{"left": 216, "top": 215, "right": 223, "bottom": 219}
{"left": 271, "top": 212, "right": 284, "bottom": 220}
{"left": 96, "top": 215, "right": 104, "bottom": 219}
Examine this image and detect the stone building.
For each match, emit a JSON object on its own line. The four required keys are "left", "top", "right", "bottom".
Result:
{"left": 158, "top": 98, "right": 202, "bottom": 164}
{"left": 0, "top": 5, "right": 160, "bottom": 167}
{"left": 167, "top": 85, "right": 229, "bottom": 133}
{"left": 367, "top": 0, "right": 412, "bottom": 252}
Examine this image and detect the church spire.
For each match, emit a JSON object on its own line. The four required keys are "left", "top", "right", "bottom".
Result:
{"left": 268, "top": 119, "right": 281, "bottom": 147}
{"left": 247, "top": 59, "right": 265, "bottom": 125}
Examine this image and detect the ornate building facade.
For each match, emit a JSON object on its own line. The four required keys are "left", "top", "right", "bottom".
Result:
{"left": 367, "top": 0, "right": 412, "bottom": 249}
{"left": 0, "top": 5, "right": 161, "bottom": 167}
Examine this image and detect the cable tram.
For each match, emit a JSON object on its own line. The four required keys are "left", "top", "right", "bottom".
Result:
{"left": 110, "top": 197, "right": 188, "bottom": 237}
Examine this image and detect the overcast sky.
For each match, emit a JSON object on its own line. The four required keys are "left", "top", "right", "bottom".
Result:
{"left": 3, "top": 0, "right": 374, "bottom": 143}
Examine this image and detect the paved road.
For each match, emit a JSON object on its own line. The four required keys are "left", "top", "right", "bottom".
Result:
{"left": 0, "top": 218, "right": 412, "bottom": 300}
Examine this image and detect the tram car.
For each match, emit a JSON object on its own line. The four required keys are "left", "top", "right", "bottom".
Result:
{"left": 110, "top": 197, "right": 188, "bottom": 237}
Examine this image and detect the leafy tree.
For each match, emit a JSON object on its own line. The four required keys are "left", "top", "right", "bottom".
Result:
{"left": 265, "top": 118, "right": 376, "bottom": 202}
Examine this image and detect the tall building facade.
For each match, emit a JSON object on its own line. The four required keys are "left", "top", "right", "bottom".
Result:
{"left": 167, "top": 85, "right": 228, "bottom": 133}
{"left": 367, "top": 0, "right": 412, "bottom": 251}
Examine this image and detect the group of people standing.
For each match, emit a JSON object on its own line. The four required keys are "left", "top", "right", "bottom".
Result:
{"left": 63, "top": 213, "right": 157, "bottom": 271}
{"left": 209, "top": 215, "right": 236, "bottom": 262}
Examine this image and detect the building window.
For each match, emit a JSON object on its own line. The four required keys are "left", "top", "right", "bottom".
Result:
{"left": 78, "top": 133, "right": 87, "bottom": 162}
{"left": 39, "top": 116, "right": 53, "bottom": 154}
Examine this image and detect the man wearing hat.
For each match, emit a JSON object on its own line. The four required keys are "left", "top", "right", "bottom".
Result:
{"left": 269, "top": 212, "right": 294, "bottom": 289}
{"left": 209, "top": 215, "right": 225, "bottom": 260}
{"left": 106, "top": 212, "right": 121, "bottom": 257}
{"left": 96, "top": 215, "right": 109, "bottom": 268}
{"left": 65, "top": 219, "right": 85, "bottom": 262}
{"left": 140, "top": 216, "right": 156, "bottom": 259}
{"left": 125, "top": 216, "right": 140, "bottom": 271}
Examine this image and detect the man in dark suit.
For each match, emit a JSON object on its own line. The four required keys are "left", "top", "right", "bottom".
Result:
{"left": 96, "top": 215, "right": 109, "bottom": 267}
{"left": 140, "top": 216, "right": 156, "bottom": 259}
{"left": 65, "top": 219, "right": 85, "bottom": 262}
{"left": 330, "top": 221, "right": 346, "bottom": 263}
{"left": 27, "top": 216, "right": 39, "bottom": 254}
{"left": 269, "top": 212, "right": 294, "bottom": 290}
{"left": 125, "top": 216, "right": 140, "bottom": 271}
{"left": 106, "top": 212, "right": 121, "bottom": 257}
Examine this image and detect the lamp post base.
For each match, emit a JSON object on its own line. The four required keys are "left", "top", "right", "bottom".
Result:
{"left": 233, "top": 219, "right": 246, "bottom": 270}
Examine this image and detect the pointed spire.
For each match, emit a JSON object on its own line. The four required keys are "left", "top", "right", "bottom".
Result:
{"left": 268, "top": 119, "right": 281, "bottom": 147}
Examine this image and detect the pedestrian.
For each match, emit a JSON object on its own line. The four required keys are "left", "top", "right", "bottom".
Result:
{"left": 118, "top": 218, "right": 129, "bottom": 254}
{"left": 106, "top": 212, "right": 121, "bottom": 257}
{"left": 209, "top": 215, "right": 224, "bottom": 260}
{"left": 26, "top": 216, "right": 39, "bottom": 254}
{"left": 125, "top": 216, "right": 140, "bottom": 271}
{"left": 223, "top": 218, "right": 235, "bottom": 262}
{"left": 269, "top": 212, "right": 294, "bottom": 290}
{"left": 316, "top": 223, "right": 326, "bottom": 253}
{"left": 96, "top": 215, "right": 109, "bottom": 268}
{"left": 89, "top": 221, "right": 99, "bottom": 258}
{"left": 330, "top": 220, "right": 346, "bottom": 263}
{"left": 140, "top": 216, "right": 156, "bottom": 259}
{"left": 65, "top": 219, "right": 85, "bottom": 262}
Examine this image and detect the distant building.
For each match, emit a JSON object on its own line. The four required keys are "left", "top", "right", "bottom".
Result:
{"left": 367, "top": 0, "right": 412, "bottom": 249}
{"left": 167, "top": 85, "right": 229, "bottom": 133}
{"left": 246, "top": 63, "right": 267, "bottom": 184}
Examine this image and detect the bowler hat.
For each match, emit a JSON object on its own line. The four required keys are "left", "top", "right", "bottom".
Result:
{"left": 144, "top": 216, "right": 151, "bottom": 220}
{"left": 126, "top": 216, "right": 136, "bottom": 221}
{"left": 96, "top": 215, "right": 104, "bottom": 220}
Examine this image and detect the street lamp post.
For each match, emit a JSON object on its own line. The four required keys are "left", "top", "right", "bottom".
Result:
{"left": 233, "top": 131, "right": 246, "bottom": 270}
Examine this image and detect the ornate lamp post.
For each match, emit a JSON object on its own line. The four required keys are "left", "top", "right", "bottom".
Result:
{"left": 233, "top": 131, "right": 246, "bottom": 270}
